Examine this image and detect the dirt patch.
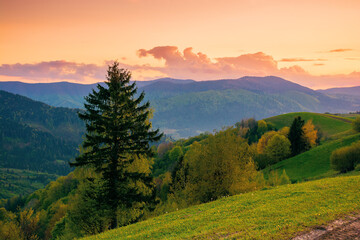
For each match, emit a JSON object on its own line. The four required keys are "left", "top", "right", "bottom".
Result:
{"left": 293, "top": 214, "right": 360, "bottom": 240}
{"left": 323, "top": 114, "right": 353, "bottom": 124}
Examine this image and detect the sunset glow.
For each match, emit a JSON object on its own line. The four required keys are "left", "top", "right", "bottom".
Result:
{"left": 1, "top": 0, "right": 360, "bottom": 89}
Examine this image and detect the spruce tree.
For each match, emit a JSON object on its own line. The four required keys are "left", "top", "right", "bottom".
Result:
{"left": 70, "top": 62, "right": 162, "bottom": 229}
{"left": 288, "top": 116, "right": 306, "bottom": 156}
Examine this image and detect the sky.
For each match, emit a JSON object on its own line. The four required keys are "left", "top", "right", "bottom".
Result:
{"left": 1, "top": 0, "right": 360, "bottom": 89}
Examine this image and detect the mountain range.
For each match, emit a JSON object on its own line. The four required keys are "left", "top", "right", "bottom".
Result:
{"left": 1, "top": 76, "right": 359, "bottom": 138}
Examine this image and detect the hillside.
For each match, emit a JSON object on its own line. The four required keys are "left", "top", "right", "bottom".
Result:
{"left": 82, "top": 175, "right": 360, "bottom": 240}
{"left": 0, "top": 90, "right": 84, "bottom": 142}
{"left": 0, "top": 91, "right": 84, "bottom": 198}
{"left": 1, "top": 77, "right": 357, "bottom": 138}
{"left": 265, "top": 112, "right": 353, "bottom": 137}
{"left": 265, "top": 133, "right": 360, "bottom": 182}
{"left": 263, "top": 112, "right": 358, "bottom": 182}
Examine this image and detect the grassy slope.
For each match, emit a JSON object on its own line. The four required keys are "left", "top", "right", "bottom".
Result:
{"left": 262, "top": 112, "right": 359, "bottom": 182}
{"left": 265, "top": 112, "right": 352, "bottom": 136}
{"left": 83, "top": 175, "right": 360, "bottom": 240}
{"left": 264, "top": 133, "right": 360, "bottom": 182}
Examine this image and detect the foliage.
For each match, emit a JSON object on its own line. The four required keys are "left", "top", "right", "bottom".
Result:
{"left": 82, "top": 175, "right": 360, "bottom": 240}
{"left": 235, "top": 118, "right": 273, "bottom": 144}
{"left": 267, "top": 170, "right": 291, "bottom": 186}
{"left": 288, "top": 116, "right": 306, "bottom": 156}
{"left": 156, "top": 142, "right": 173, "bottom": 157}
{"left": 257, "top": 131, "right": 277, "bottom": 154}
{"left": 70, "top": 63, "right": 162, "bottom": 229}
{"left": 330, "top": 140, "right": 360, "bottom": 172}
{"left": 0, "top": 207, "right": 41, "bottom": 240}
{"left": 182, "top": 129, "right": 258, "bottom": 204}
{"left": 353, "top": 117, "right": 360, "bottom": 132}
{"left": 265, "top": 134, "right": 291, "bottom": 163}
{"left": 257, "top": 120, "right": 268, "bottom": 136}
{"left": 65, "top": 174, "right": 109, "bottom": 237}
{"left": 302, "top": 119, "right": 318, "bottom": 149}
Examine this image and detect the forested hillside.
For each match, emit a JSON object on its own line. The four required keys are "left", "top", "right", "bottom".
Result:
{"left": 1, "top": 77, "right": 357, "bottom": 138}
{"left": 0, "top": 91, "right": 84, "bottom": 198}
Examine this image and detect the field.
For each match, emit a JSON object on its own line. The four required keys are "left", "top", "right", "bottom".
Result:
{"left": 265, "top": 112, "right": 353, "bottom": 137}
{"left": 83, "top": 175, "right": 360, "bottom": 240}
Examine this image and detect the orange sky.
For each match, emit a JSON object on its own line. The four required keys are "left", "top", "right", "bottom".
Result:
{"left": 1, "top": 0, "right": 360, "bottom": 89}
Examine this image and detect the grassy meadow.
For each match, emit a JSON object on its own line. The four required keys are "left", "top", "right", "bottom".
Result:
{"left": 83, "top": 175, "right": 360, "bottom": 240}
{"left": 265, "top": 112, "right": 353, "bottom": 137}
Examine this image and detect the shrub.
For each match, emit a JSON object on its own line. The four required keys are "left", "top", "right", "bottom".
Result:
{"left": 330, "top": 141, "right": 360, "bottom": 172}
{"left": 353, "top": 117, "right": 360, "bottom": 132}
{"left": 355, "top": 163, "right": 360, "bottom": 171}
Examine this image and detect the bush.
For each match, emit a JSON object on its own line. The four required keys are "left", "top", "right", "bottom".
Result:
{"left": 330, "top": 141, "right": 360, "bottom": 172}
{"left": 353, "top": 117, "right": 360, "bottom": 132}
{"left": 355, "top": 163, "right": 360, "bottom": 171}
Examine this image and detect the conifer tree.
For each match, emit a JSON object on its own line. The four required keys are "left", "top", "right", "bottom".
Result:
{"left": 288, "top": 116, "right": 306, "bottom": 156}
{"left": 70, "top": 62, "right": 162, "bottom": 229}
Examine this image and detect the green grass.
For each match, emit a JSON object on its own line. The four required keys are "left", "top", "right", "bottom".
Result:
{"left": 265, "top": 112, "right": 352, "bottom": 137}
{"left": 264, "top": 133, "right": 360, "bottom": 182}
{"left": 83, "top": 175, "right": 360, "bottom": 240}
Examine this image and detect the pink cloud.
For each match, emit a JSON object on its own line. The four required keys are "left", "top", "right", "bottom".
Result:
{"left": 0, "top": 60, "right": 140, "bottom": 83}
{"left": 329, "top": 48, "right": 353, "bottom": 53}
{"left": 0, "top": 61, "right": 106, "bottom": 81}
{"left": 279, "top": 58, "right": 327, "bottom": 62}
{"left": 137, "top": 46, "right": 360, "bottom": 89}
{"left": 137, "top": 46, "right": 282, "bottom": 79}
{"left": 1, "top": 47, "right": 360, "bottom": 89}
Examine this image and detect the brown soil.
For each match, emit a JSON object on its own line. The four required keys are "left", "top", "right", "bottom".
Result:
{"left": 293, "top": 214, "right": 360, "bottom": 240}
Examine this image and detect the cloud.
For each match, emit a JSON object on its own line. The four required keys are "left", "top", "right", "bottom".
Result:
{"left": 0, "top": 61, "right": 106, "bottom": 82}
{"left": 328, "top": 48, "right": 353, "bottom": 53}
{"left": 1, "top": 47, "right": 360, "bottom": 89}
{"left": 137, "top": 46, "right": 360, "bottom": 89}
{"left": 137, "top": 46, "right": 282, "bottom": 79}
{"left": 0, "top": 60, "right": 141, "bottom": 83}
{"left": 279, "top": 58, "right": 327, "bottom": 62}
{"left": 345, "top": 57, "right": 360, "bottom": 61}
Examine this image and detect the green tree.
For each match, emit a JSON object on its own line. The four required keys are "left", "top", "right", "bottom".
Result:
{"left": 168, "top": 146, "right": 183, "bottom": 163}
{"left": 183, "top": 129, "right": 257, "bottom": 204}
{"left": 353, "top": 117, "right": 360, "bottom": 132}
{"left": 288, "top": 116, "right": 306, "bottom": 156}
{"left": 70, "top": 62, "right": 162, "bottom": 229}
{"left": 265, "top": 134, "right": 291, "bottom": 163}
{"left": 257, "top": 120, "right": 268, "bottom": 136}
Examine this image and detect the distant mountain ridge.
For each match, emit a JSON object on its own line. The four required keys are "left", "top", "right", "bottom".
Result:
{"left": 317, "top": 85, "right": 360, "bottom": 109}
{"left": 318, "top": 86, "right": 360, "bottom": 96}
{"left": 1, "top": 76, "right": 358, "bottom": 138}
